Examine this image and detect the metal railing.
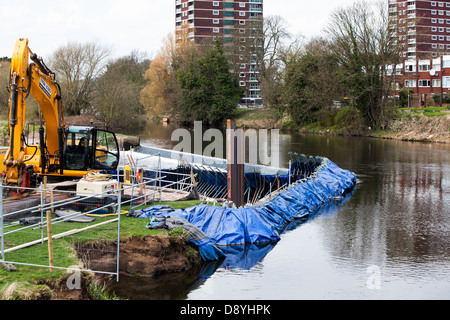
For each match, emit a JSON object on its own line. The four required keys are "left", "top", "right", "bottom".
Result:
{"left": 0, "top": 157, "right": 195, "bottom": 283}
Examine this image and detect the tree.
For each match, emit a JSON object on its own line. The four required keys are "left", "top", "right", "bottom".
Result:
{"left": 177, "top": 38, "right": 244, "bottom": 125}
{"left": 281, "top": 38, "right": 342, "bottom": 125}
{"left": 49, "top": 42, "right": 111, "bottom": 115}
{"left": 140, "top": 32, "right": 201, "bottom": 118}
{"left": 325, "top": 0, "right": 401, "bottom": 129}
{"left": 0, "top": 60, "right": 11, "bottom": 114}
{"left": 1, "top": 60, "right": 39, "bottom": 119}
{"left": 224, "top": 15, "right": 295, "bottom": 110}
{"left": 94, "top": 51, "right": 148, "bottom": 130}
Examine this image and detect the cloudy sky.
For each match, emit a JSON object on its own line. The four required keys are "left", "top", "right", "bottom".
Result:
{"left": 0, "top": 0, "right": 358, "bottom": 60}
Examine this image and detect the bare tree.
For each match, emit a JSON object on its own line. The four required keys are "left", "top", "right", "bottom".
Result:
{"left": 49, "top": 42, "right": 111, "bottom": 115}
{"left": 325, "top": 0, "right": 401, "bottom": 129}
{"left": 0, "top": 60, "right": 11, "bottom": 114}
{"left": 95, "top": 51, "right": 148, "bottom": 130}
{"left": 259, "top": 16, "right": 302, "bottom": 109}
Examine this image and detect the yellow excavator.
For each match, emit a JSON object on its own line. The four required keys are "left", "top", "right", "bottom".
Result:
{"left": 1, "top": 38, "right": 119, "bottom": 194}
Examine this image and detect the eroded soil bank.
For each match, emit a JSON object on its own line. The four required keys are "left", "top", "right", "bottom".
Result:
{"left": 50, "top": 235, "right": 202, "bottom": 300}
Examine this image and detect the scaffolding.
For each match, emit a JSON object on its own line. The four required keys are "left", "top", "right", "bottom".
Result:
{"left": 0, "top": 153, "right": 195, "bottom": 282}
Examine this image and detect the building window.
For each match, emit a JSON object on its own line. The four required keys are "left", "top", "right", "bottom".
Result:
{"left": 447, "top": 11, "right": 450, "bottom": 16}
{"left": 439, "top": 10, "right": 444, "bottom": 15}
{"left": 440, "top": 35, "right": 445, "bottom": 40}
{"left": 432, "top": 18, "right": 437, "bottom": 23}
{"left": 431, "top": 2, "right": 436, "bottom": 6}
{"left": 239, "top": 20, "right": 246, "bottom": 25}
{"left": 432, "top": 10, "right": 437, "bottom": 15}
{"left": 418, "top": 80, "right": 431, "bottom": 87}
{"left": 432, "top": 35, "right": 438, "bottom": 40}
{"left": 213, "top": 19, "right": 219, "bottom": 24}
{"left": 439, "top": 19, "right": 444, "bottom": 23}
{"left": 439, "top": 2, "right": 444, "bottom": 7}
{"left": 440, "top": 27, "right": 444, "bottom": 32}
{"left": 419, "top": 63, "right": 430, "bottom": 71}
{"left": 213, "top": 10, "right": 219, "bottom": 15}
{"left": 213, "top": 27, "right": 219, "bottom": 33}
{"left": 239, "top": 3, "right": 246, "bottom": 8}
{"left": 405, "top": 80, "right": 416, "bottom": 87}
{"left": 405, "top": 64, "right": 416, "bottom": 72}
{"left": 213, "top": 1, "right": 219, "bottom": 6}
{"left": 447, "top": 36, "right": 450, "bottom": 40}
{"left": 433, "top": 79, "right": 441, "bottom": 87}
{"left": 239, "top": 81, "right": 246, "bottom": 87}
{"left": 432, "top": 43, "right": 438, "bottom": 48}
{"left": 239, "top": 11, "right": 246, "bottom": 17}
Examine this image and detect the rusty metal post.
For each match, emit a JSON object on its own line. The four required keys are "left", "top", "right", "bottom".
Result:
{"left": 226, "top": 119, "right": 244, "bottom": 208}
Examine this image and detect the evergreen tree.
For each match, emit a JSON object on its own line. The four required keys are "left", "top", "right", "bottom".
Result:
{"left": 177, "top": 38, "right": 244, "bottom": 125}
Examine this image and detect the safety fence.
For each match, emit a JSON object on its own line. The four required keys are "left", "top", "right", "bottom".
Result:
{"left": 140, "top": 152, "right": 326, "bottom": 207}
{"left": 0, "top": 159, "right": 195, "bottom": 282}
{"left": 0, "top": 151, "right": 322, "bottom": 280}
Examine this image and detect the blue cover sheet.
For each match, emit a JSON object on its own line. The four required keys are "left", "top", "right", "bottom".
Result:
{"left": 135, "top": 159, "right": 356, "bottom": 254}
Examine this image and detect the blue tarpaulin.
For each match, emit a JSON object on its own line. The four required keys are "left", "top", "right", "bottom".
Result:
{"left": 132, "top": 159, "right": 356, "bottom": 261}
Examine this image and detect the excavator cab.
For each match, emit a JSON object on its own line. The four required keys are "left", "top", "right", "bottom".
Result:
{"left": 64, "top": 126, "right": 119, "bottom": 172}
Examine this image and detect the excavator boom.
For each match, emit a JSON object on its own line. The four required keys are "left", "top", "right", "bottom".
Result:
{"left": 2, "top": 38, "right": 119, "bottom": 190}
{"left": 4, "top": 38, "right": 65, "bottom": 184}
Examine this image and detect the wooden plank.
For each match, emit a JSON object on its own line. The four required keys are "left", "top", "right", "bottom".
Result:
{"left": 4, "top": 218, "right": 119, "bottom": 254}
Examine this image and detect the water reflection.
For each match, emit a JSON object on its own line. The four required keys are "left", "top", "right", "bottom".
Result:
{"left": 120, "top": 120, "right": 450, "bottom": 299}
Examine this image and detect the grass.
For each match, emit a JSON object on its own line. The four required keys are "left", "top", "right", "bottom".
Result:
{"left": 0, "top": 199, "right": 201, "bottom": 299}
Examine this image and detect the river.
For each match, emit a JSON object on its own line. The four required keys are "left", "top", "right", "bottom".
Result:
{"left": 117, "top": 121, "right": 450, "bottom": 300}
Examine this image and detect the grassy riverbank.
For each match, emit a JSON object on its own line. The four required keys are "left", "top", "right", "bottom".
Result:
{"left": 0, "top": 200, "right": 201, "bottom": 300}
{"left": 234, "top": 107, "right": 450, "bottom": 143}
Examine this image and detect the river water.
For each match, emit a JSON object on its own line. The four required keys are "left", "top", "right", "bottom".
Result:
{"left": 117, "top": 121, "right": 450, "bottom": 300}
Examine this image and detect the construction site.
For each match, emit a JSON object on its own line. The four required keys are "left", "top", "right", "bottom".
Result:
{"left": 0, "top": 38, "right": 356, "bottom": 299}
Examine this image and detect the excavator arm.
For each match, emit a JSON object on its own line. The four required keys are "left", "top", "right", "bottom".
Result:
{"left": 4, "top": 38, "right": 65, "bottom": 184}
{"left": 2, "top": 38, "right": 119, "bottom": 192}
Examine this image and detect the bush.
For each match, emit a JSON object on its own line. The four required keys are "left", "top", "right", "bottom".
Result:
{"left": 334, "top": 106, "right": 363, "bottom": 126}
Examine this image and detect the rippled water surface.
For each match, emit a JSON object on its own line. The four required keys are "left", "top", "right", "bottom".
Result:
{"left": 119, "top": 122, "right": 450, "bottom": 300}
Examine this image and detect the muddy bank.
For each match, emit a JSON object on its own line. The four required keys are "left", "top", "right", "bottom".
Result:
{"left": 49, "top": 235, "right": 202, "bottom": 300}
{"left": 75, "top": 235, "right": 201, "bottom": 277}
{"left": 368, "top": 113, "right": 450, "bottom": 143}
{"left": 236, "top": 112, "right": 450, "bottom": 144}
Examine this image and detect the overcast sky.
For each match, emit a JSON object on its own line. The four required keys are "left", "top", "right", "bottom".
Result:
{"left": 0, "top": 0, "right": 358, "bottom": 60}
